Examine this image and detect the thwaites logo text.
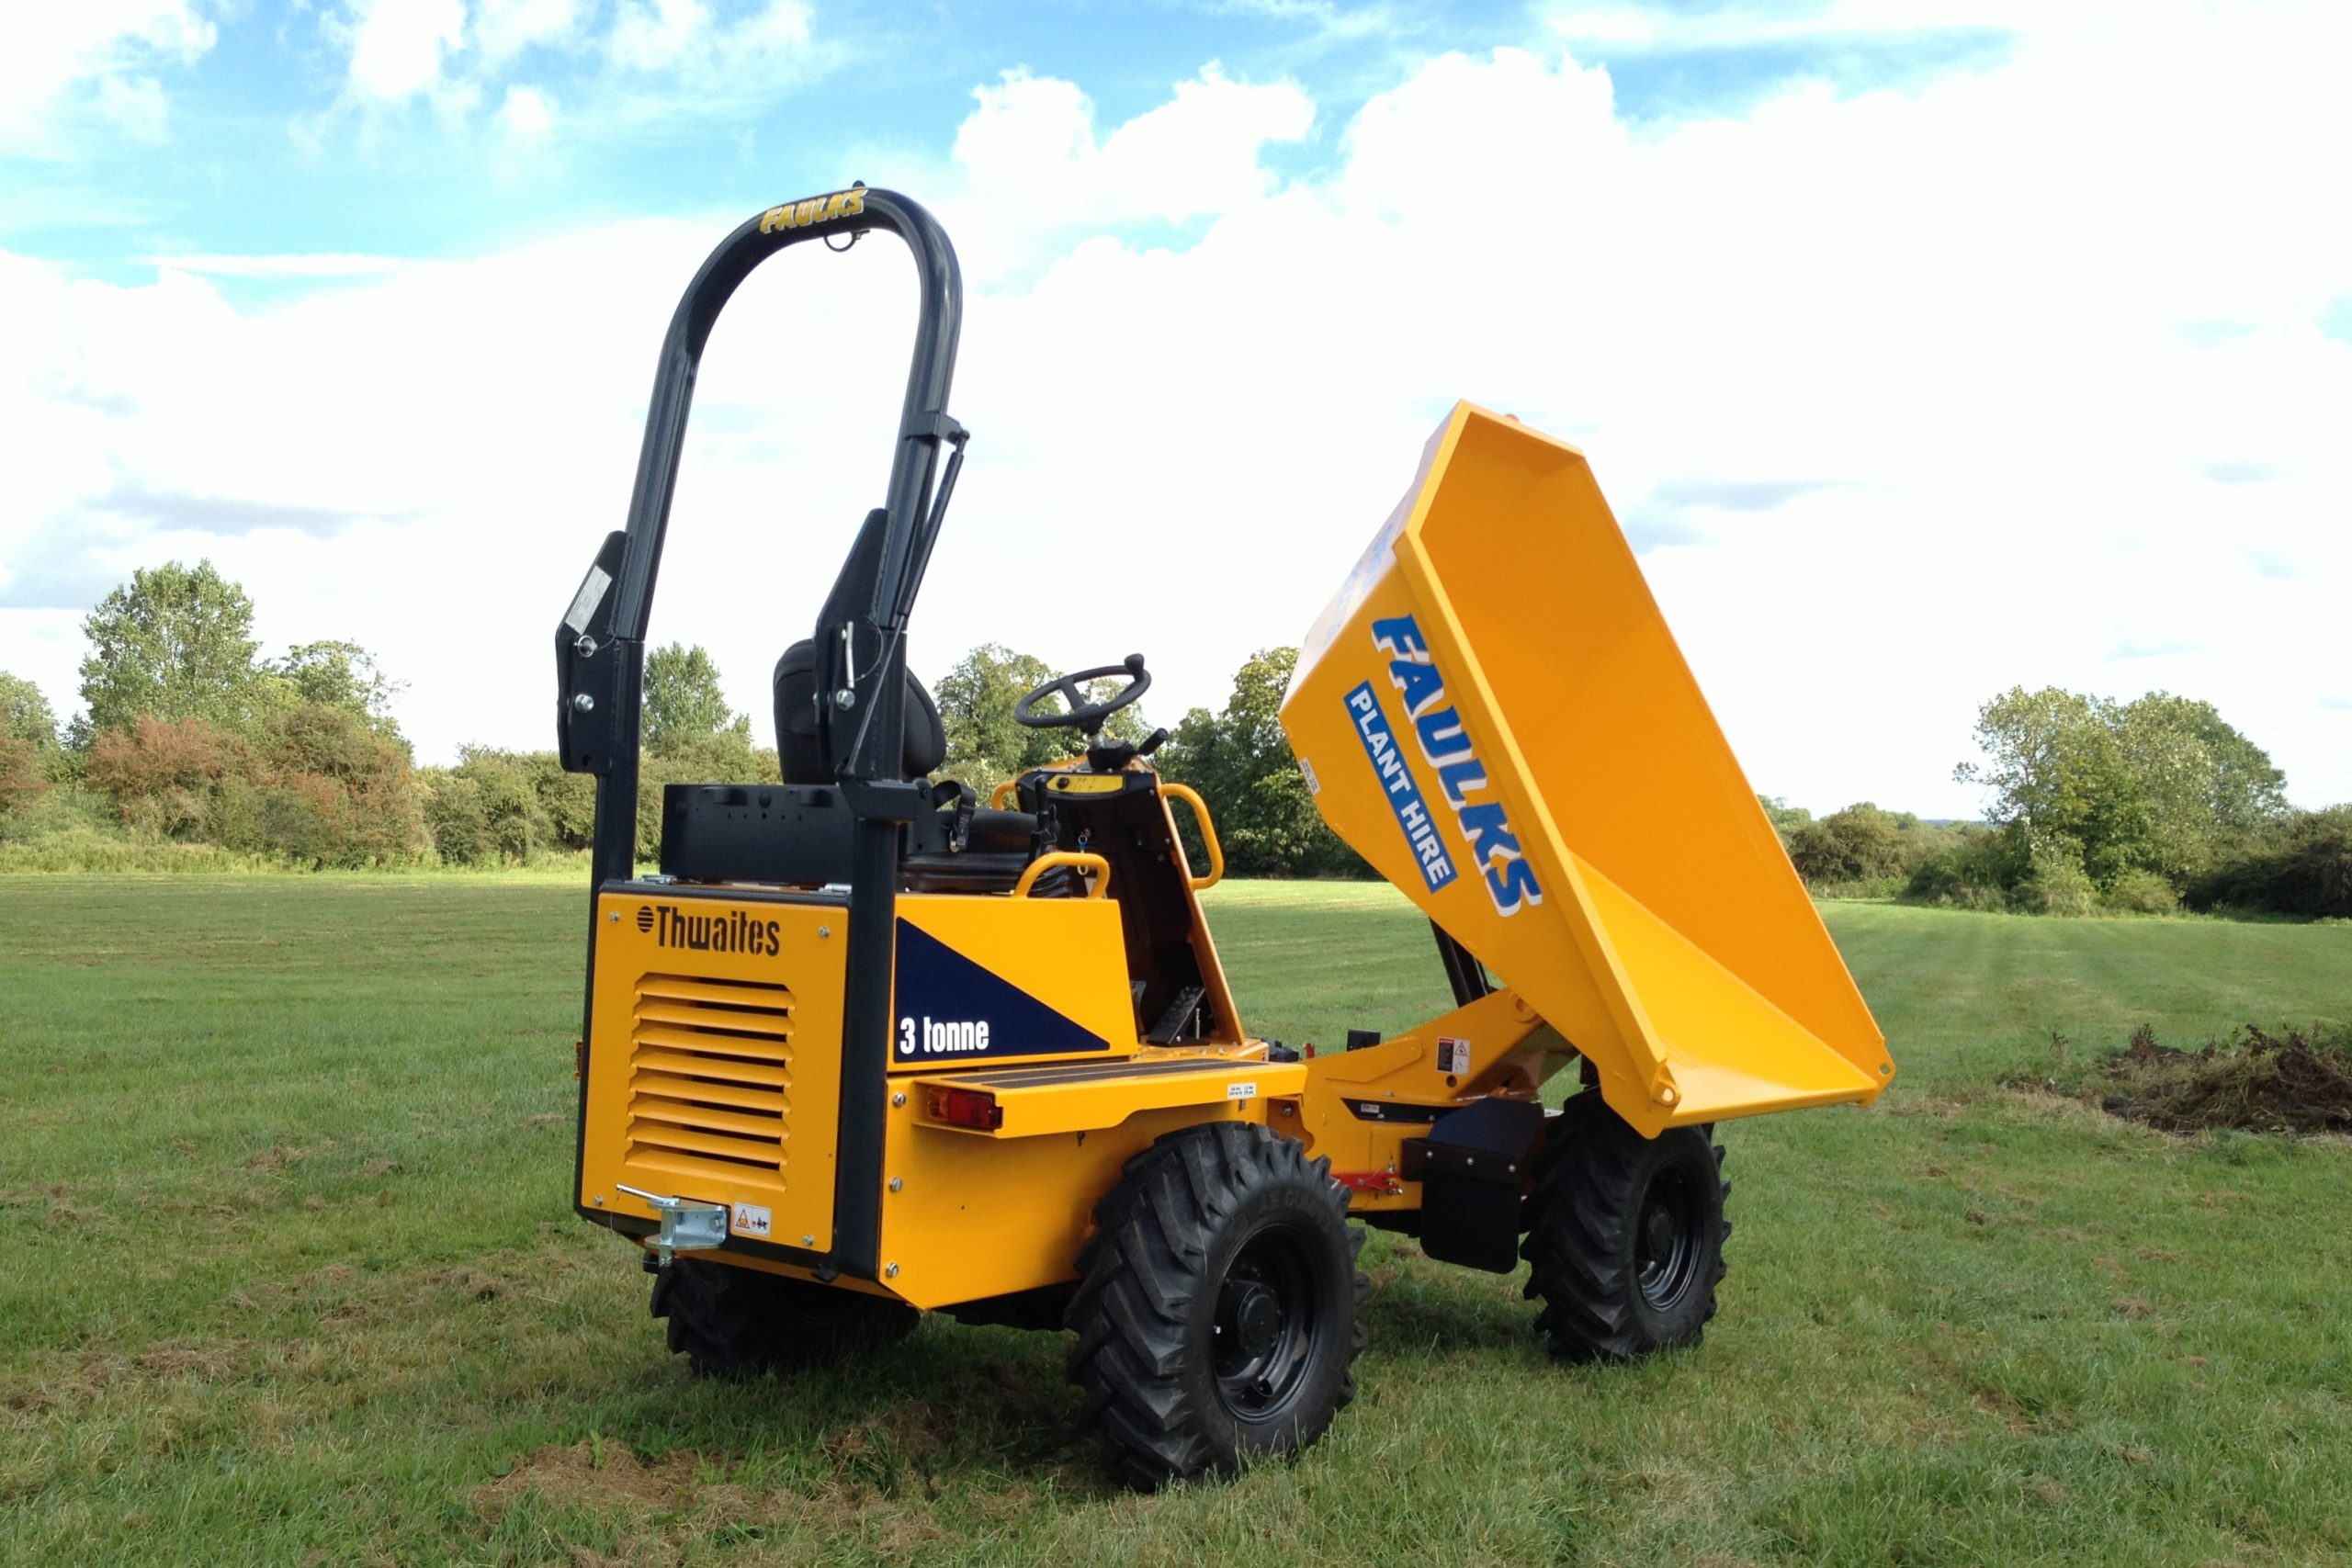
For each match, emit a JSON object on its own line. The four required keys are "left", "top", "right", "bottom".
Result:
{"left": 758, "top": 187, "right": 865, "bottom": 234}
{"left": 1370, "top": 615, "right": 1544, "bottom": 917}
{"left": 635, "top": 904, "right": 785, "bottom": 955}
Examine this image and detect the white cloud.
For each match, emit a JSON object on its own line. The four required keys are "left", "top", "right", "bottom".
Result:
{"left": 476, "top": 0, "right": 582, "bottom": 66}
{"left": 1540, "top": 0, "right": 2067, "bottom": 53}
{"left": 495, "top": 83, "right": 558, "bottom": 142}
{"left": 0, "top": 0, "right": 215, "bottom": 151}
{"left": 607, "top": 0, "right": 710, "bottom": 71}
{"left": 93, "top": 73, "right": 171, "bottom": 141}
{"left": 131, "top": 252, "right": 413, "bottom": 278}
{"left": 8, "top": 7, "right": 2352, "bottom": 820}
{"left": 304, "top": 0, "right": 816, "bottom": 144}
{"left": 336, "top": 0, "right": 468, "bottom": 105}
{"left": 605, "top": 0, "right": 808, "bottom": 78}
{"left": 945, "top": 64, "right": 1314, "bottom": 281}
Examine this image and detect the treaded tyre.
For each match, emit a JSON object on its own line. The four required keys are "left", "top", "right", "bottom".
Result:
{"left": 1066, "top": 1122, "right": 1367, "bottom": 1488}
{"left": 650, "top": 1257, "right": 918, "bottom": 1380}
{"left": 1521, "top": 1089, "right": 1728, "bottom": 1361}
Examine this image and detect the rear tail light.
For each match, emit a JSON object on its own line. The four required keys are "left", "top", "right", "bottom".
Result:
{"left": 924, "top": 1084, "right": 1003, "bottom": 1131}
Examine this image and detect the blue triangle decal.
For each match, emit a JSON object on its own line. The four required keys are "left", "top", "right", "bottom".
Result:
{"left": 892, "top": 919, "right": 1114, "bottom": 1066}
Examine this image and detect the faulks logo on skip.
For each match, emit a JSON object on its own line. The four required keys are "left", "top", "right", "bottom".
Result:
{"left": 1368, "top": 615, "right": 1544, "bottom": 918}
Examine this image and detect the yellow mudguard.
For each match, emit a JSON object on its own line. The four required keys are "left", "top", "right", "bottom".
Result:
{"left": 1283, "top": 403, "right": 1893, "bottom": 1135}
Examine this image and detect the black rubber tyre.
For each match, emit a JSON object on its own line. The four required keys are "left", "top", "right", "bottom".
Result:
{"left": 1521, "top": 1090, "right": 1729, "bottom": 1361}
{"left": 650, "top": 1257, "right": 918, "bottom": 1380}
{"left": 1066, "top": 1122, "right": 1367, "bottom": 1488}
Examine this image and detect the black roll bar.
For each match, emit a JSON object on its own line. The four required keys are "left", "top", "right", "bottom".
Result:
{"left": 568, "top": 186, "right": 965, "bottom": 875}
{"left": 559, "top": 186, "right": 965, "bottom": 1280}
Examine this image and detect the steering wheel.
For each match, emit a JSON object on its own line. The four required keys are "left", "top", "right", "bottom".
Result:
{"left": 1014, "top": 653, "right": 1151, "bottom": 735}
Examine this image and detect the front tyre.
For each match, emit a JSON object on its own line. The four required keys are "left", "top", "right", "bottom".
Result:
{"left": 1521, "top": 1091, "right": 1728, "bottom": 1361}
{"left": 650, "top": 1257, "right": 918, "bottom": 1380}
{"left": 1067, "top": 1122, "right": 1367, "bottom": 1488}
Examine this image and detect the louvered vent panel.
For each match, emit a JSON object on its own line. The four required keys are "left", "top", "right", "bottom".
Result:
{"left": 627, "top": 973, "right": 792, "bottom": 1188}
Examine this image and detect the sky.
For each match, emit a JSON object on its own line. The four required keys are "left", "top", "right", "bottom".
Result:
{"left": 3, "top": 0, "right": 2348, "bottom": 820}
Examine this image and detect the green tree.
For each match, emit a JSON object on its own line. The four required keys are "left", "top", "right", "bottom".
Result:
{"left": 642, "top": 643, "right": 746, "bottom": 756}
{"left": 1155, "top": 647, "right": 1363, "bottom": 878}
{"left": 0, "top": 673, "right": 59, "bottom": 750}
{"left": 0, "top": 675, "right": 62, "bottom": 810}
{"left": 1786, "top": 802, "right": 1909, "bottom": 886}
{"left": 1958, "top": 685, "right": 2287, "bottom": 888}
{"left": 78, "top": 560, "right": 265, "bottom": 739}
{"left": 1757, "top": 795, "right": 1812, "bottom": 843}
{"left": 933, "top": 643, "right": 1062, "bottom": 785}
{"left": 268, "top": 640, "right": 404, "bottom": 733}
{"left": 2113, "top": 693, "right": 2287, "bottom": 877}
{"left": 0, "top": 739, "right": 46, "bottom": 816}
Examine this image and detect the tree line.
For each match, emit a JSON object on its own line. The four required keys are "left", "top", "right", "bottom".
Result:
{"left": 6, "top": 559, "right": 2342, "bottom": 916}
{"left": 1774, "top": 688, "right": 2348, "bottom": 918}
{"left": 0, "top": 560, "right": 1362, "bottom": 876}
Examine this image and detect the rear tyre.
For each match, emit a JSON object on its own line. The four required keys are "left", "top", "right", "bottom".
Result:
{"left": 1067, "top": 1123, "right": 1367, "bottom": 1488}
{"left": 650, "top": 1257, "right": 918, "bottom": 1380}
{"left": 1521, "top": 1090, "right": 1728, "bottom": 1361}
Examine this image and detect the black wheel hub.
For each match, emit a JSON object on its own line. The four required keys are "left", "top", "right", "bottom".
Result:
{"left": 1634, "top": 1166, "right": 1702, "bottom": 1312}
{"left": 1211, "top": 1231, "right": 1317, "bottom": 1423}
{"left": 1225, "top": 1281, "right": 1283, "bottom": 1357}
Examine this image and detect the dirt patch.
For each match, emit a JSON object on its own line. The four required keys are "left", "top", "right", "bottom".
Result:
{"left": 426, "top": 1265, "right": 506, "bottom": 1300}
{"left": 2088, "top": 1023, "right": 2352, "bottom": 1134}
{"left": 3, "top": 1337, "right": 256, "bottom": 1416}
{"left": 133, "top": 1337, "right": 252, "bottom": 1381}
{"left": 474, "top": 1440, "right": 703, "bottom": 1520}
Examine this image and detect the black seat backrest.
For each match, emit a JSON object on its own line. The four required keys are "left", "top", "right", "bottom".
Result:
{"left": 775, "top": 506, "right": 946, "bottom": 784}
{"left": 773, "top": 638, "right": 944, "bottom": 783}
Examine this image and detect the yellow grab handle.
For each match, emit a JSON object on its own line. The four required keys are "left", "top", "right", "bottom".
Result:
{"left": 1159, "top": 783, "right": 1224, "bottom": 890}
{"left": 1014, "top": 852, "right": 1112, "bottom": 898}
{"left": 990, "top": 779, "right": 1021, "bottom": 809}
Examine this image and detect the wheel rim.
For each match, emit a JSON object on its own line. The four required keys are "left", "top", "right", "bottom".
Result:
{"left": 1211, "top": 1224, "right": 1317, "bottom": 1424}
{"left": 1634, "top": 1166, "right": 1702, "bottom": 1312}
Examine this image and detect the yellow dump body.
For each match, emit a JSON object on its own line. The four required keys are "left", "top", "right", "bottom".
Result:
{"left": 1283, "top": 403, "right": 1892, "bottom": 1136}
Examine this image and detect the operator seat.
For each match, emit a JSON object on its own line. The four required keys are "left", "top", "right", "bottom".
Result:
{"left": 771, "top": 639, "right": 1052, "bottom": 890}
{"left": 771, "top": 637, "right": 947, "bottom": 784}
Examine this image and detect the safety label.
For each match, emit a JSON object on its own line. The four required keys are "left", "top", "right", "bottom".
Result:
{"left": 730, "top": 1201, "right": 772, "bottom": 1239}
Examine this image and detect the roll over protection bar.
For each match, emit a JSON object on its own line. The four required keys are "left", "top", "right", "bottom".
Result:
{"left": 557, "top": 186, "right": 966, "bottom": 882}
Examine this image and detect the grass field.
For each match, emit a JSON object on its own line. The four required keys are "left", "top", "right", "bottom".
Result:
{"left": 2, "top": 876, "right": 2347, "bottom": 1566}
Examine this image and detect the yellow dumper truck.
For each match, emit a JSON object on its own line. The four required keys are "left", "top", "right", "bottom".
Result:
{"left": 553, "top": 186, "right": 1892, "bottom": 1487}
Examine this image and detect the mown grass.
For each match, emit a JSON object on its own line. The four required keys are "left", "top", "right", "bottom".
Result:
{"left": 1, "top": 877, "right": 2347, "bottom": 1565}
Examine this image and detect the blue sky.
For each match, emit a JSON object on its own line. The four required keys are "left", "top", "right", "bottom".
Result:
{"left": 15, "top": 1, "right": 2020, "bottom": 273}
{"left": 5, "top": 1, "right": 2349, "bottom": 817}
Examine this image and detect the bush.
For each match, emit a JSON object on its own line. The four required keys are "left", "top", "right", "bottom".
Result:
{"left": 2191, "top": 807, "right": 2352, "bottom": 919}
{"left": 259, "top": 773, "right": 345, "bottom": 865}
{"left": 0, "top": 828, "right": 274, "bottom": 874}
{"left": 422, "top": 770, "right": 492, "bottom": 864}
{"left": 1905, "top": 827, "right": 2020, "bottom": 910}
{"left": 0, "top": 737, "right": 49, "bottom": 816}
{"left": 2101, "top": 866, "right": 2180, "bottom": 915}
{"left": 2015, "top": 835, "right": 2098, "bottom": 917}
{"left": 1786, "top": 803, "right": 1909, "bottom": 886}
{"left": 86, "top": 716, "right": 243, "bottom": 839}
{"left": 0, "top": 780, "right": 120, "bottom": 846}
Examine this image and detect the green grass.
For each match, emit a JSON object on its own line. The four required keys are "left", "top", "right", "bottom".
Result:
{"left": 2, "top": 877, "right": 2347, "bottom": 1565}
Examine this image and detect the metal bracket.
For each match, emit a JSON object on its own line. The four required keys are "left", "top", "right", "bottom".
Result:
{"left": 616, "top": 1185, "right": 728, "bottom": 1267}
{"left": 906, "top": 411, "right": 967, "bottom": 444}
